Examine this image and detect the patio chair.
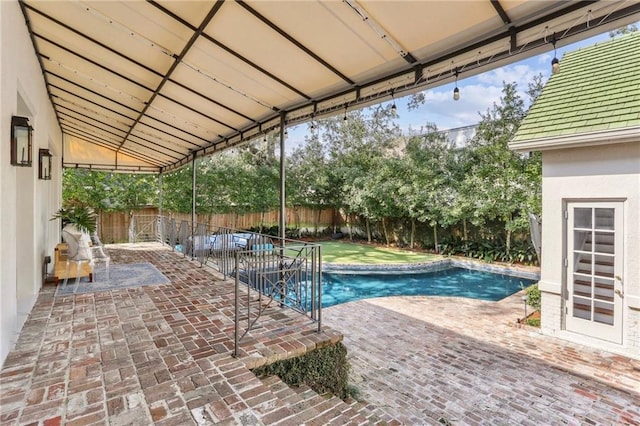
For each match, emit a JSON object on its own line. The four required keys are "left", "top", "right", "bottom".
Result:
{"left": 61, "top": 225, "right": 93, "bottom": 292}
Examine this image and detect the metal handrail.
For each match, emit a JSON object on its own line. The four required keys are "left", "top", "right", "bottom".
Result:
{"left": 232, "top": 241, "right": 322, "bottom": 357}
{"left": 135, "top": 215, "right": 323, "bottom": 357}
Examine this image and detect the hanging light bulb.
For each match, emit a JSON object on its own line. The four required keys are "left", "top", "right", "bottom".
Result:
{"left": 343, "top": 106, "right": 348, "bottom": 122}
{"left": 391, "top": 91, "right": 397, "bottom": 112}
{"left": 453, "top": 68, "right": 460, "bottom": 101}
{"left": 551, "top": 33, "right": 560, "bottom": 74}
{"left": 551, "top": 57, "right": 560, "bottom": 74}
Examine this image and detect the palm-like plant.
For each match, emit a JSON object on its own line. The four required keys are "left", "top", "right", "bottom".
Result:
{"left": 51, "top": 206, "right": 97, "bottom": 234}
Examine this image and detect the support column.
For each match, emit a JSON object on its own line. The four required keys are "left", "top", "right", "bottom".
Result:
{"left": 191, "top": 155, "right": 196, "bottom": 255}
{"left": 279, "top": 114, "right": 286, "bottom": 242}
{"left": 158, "top": 171, "right": 163, "bottom": 218}
{"left": 158, "top": 171, "right": 163, "bottom": 243}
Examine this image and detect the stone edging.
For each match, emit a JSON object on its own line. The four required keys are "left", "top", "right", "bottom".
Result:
{"left": 323, "top": 258, "right": 540, "bottom": 280}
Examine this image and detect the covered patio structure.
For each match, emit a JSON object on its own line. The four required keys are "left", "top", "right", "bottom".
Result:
{"left": 2, "top": 1, "right": 640, "bottom": 423}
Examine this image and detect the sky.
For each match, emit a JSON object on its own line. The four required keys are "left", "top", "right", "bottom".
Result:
{"left": 285, "top": 28, "right": 622, "bottom": 149}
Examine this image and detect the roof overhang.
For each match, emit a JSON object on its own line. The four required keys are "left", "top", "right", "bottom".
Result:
{"left": 509, "top": 126, "right": 640, "bottom": 152}
{"left": 18, "top": 0, "right": 640, "bottom": 173}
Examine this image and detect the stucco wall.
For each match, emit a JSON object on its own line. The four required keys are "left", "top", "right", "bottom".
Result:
{"left": 539, "top": 141, "right": 640, "bottom": 359}
{"left": 1, "top": 0, "right": 62, "bottom": 366}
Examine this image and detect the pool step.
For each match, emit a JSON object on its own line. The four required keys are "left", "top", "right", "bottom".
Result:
{"left": 258, "top": 375, "right": 396, "bottom": 425}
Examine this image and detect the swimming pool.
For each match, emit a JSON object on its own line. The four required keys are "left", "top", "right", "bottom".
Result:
{"left": 321, "top": 267, "right": 536, "bottom": 308}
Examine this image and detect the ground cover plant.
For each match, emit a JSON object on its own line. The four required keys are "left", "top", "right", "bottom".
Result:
{"left": 252, "top": 343, "right": 351, "bottom": 399}
{"left": 319, "top": 241, "right": 438, "bottom": 264}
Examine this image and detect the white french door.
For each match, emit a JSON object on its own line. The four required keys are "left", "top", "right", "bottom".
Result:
{"left": 566, "top": 202, "right": 623, "bottom": 344}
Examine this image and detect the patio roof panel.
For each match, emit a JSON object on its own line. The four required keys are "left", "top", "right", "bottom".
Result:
{"left": 54, "top": 101, "right": 132, "bottom": 135}
{"left": 146, "top": 94, "right": 233, "bottom": 138}
{"left": 18, "top": 0, "right": 640, "bottom": 172}
{"left": 63, "top": 134, "right": 161, "bottom": 170}
{"left": 44, "top": 69, "right": 145, "bottom": 115}
{"left": 128, "top": 124, "right": 206, "bottom": 153}
{"left": 152, "top": 0, "right": 217, "bottom": 28}
{"left": 242, "top": 1, "right": 400, "bottom": 81}
{"left": 48, "top": 82, "right": 138, "bottom": 123}
{"left": 206, "top": 1, "right": 349, "bottom": 97}
{"left": 158, "top": 75, "right": 261, "bottom": 132}
{"left": 36, "top": 39, "right": 154, "bottom": 107}
{"left": 119, "top": 136, "right": 184, "bottom": 162}
{"left": 137, "top": 117, "right": 209, "bottom": 149}
{"left": 175, "top": 39, "right": 301, "bottom": 115}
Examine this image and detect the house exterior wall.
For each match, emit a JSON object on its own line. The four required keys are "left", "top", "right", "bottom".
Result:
{"left": 540, "top": 141, "right": 640, "bottom": 359}
{"left": 1, "top": 1, "right": 63, "bottom": 366}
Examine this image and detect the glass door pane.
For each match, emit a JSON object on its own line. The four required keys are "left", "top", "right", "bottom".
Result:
{"left": 567, "top": 202, "right": 622, "bottom": 344}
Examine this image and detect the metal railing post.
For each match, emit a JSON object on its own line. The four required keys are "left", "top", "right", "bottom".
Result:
{"left": 234, "top": 252, "right": 240, "bottom": 358}
{"left": 317, "top": 245, "right": 322, "bottom": 333}
{"left": 311, "top": 246, "right": 316, "bottom": 321}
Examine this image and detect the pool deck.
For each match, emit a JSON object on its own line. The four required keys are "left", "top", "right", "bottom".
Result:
{"left": 1, "top": 244, "right": 638, "bottom": 425}
{"left": 324, "top": 292, "right": 640, "bottom": 425}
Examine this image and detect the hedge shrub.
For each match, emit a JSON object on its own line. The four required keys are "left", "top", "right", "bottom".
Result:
{"left": 252, "top": 343, "right": 350, "bottom": 399}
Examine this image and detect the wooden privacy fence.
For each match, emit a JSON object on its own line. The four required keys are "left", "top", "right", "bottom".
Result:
{"left": 98, "top": 207, "right": 337, "bottom": 243}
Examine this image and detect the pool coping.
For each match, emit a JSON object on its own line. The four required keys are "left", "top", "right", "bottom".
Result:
{"left": 322, "top": 257, "right": 541, "bottom": 280}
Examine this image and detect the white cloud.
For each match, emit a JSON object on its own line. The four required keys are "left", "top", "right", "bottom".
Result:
{"left": 475, "top": 64, "right": 542, "bottom": 88}
{"left": 396, "top": 82, "right": 502, "bottom": 130}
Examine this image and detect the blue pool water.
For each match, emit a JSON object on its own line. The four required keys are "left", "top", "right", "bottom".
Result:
{"left": 321, "top": 267, "right": 535, "bottom": 308}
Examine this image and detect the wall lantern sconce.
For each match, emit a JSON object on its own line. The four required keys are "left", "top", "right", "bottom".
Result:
{"left": 11, "top": 116, "right": 33, "bottom": 166}
{"left": 39, "top": 149, "right": 52, "bottom": 180}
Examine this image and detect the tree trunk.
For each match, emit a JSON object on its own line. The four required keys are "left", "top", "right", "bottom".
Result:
{"left": 506, "top": 213, "right": 513, "bottom": 258}
{"left": 410, "top": 218, "right": 415, "bottom": 249}
{"left": 366, "top": 218, "right": 372, "bottom": 243}
{"left": 294, "top": 207, "right": 301, "bottom": 232}
{"left": 463, "top": 219, "right": 468, "bottom": 241}
{"left": 259, "top": 211, "right": 265, "bottom": 234}
{"left": 433, "top": 223, "right": 438, "bottom": 253}
{"left": 382, "top": 218, "right": 390, "bottom": 247}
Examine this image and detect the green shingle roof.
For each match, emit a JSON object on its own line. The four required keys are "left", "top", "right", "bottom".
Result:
{"left": 511, "top": 32, "right": 640, "bottom": 148}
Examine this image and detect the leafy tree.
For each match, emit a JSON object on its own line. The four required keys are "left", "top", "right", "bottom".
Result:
{"left": 321, "top": 105, "right": 401, "bottom": 241}
{"left": 63, "top": 169, "right": 157, "bottom": 213}
{"left": 457, "top": 80, "right": 541, "bottom": 255}
{"left": 401, "top": 123, "right": 456, "bottom": 249}
{"left": 161, "top": 165, "right": 193, "bottom": 213}
{"left": 288, "top": 130, "right": 332, "bottom": 234}
{"left": 609, "top": 24, "right": 637, "bottom": 38}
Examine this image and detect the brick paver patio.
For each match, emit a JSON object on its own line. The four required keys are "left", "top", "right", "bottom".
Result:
{"left": 0, "top": 244, "right": 367, "bottom": 426}
{"left": 324, "top": 294, "right": 640, "bottom": 425}
{"left": 1, "top": 243, "right": 638, "bottom": 425}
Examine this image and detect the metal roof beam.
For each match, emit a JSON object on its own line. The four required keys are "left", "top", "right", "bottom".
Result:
{"left": 236, "top": 0, "right": 355, "bottom": 86}
{"left": 117, "top": 0, "right": 226, "bottom": 152}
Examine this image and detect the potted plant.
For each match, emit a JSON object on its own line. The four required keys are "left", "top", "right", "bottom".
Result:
{"left": 51, "top": 205, "right": 97, "bottom": 235}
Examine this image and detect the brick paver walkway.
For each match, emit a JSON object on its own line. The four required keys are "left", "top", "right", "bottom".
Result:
{"left": 2, "top": 243, "right": 639, "bottom": 425}
{"left": 324, "top": 294, "right": 640, "bottom": 425}
{"left": 0, "top": 244, "right": 358, "bottom": 426}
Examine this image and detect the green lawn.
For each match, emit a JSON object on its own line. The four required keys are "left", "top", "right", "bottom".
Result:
{"left": 318, "top": 241, "right": 439, "bottom": 264}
